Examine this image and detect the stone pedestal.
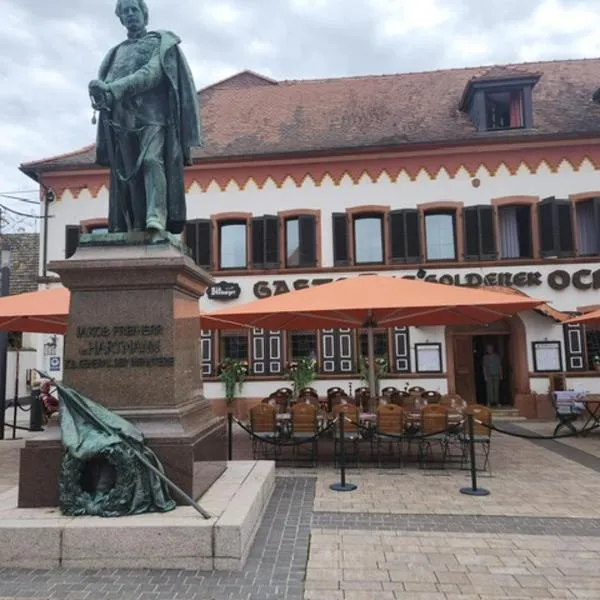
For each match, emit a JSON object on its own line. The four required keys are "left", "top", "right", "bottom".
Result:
{"left": 18, "top": 234, "right": 226, "bottom": 508}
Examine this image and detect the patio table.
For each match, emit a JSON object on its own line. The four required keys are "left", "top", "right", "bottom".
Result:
{"left": 580, "top": 395, "right": 600, "bottom": 434}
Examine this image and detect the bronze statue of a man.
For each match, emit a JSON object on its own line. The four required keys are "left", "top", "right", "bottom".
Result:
{"left": 88, "top": 0, "right": 201, "bottom": 234}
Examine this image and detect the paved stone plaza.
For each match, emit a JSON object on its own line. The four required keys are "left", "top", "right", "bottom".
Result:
{"left": 1, "top": 414, "right": 600, "bottom": 599}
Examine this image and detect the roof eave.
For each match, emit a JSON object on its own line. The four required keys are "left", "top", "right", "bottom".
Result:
{"left": 19, "top": 130, "right": 600, "bottom": 178}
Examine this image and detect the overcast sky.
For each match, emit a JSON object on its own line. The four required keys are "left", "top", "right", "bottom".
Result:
{"left": 0, "top": 0, "right": 599, "bottom": 228}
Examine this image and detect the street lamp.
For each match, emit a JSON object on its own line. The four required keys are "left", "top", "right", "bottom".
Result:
{"left": 0, "top": 250, "right": 10, "bottom": 440}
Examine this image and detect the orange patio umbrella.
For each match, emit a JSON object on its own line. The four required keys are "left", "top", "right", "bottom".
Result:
{"left": 0, "top": 287, "right": 69, "bottom": 334}
{"left": 201, "top": 275, "right": 543, "bottom": 395}
{"left": 564, "top": 308, "right": 600, "bottom": 326}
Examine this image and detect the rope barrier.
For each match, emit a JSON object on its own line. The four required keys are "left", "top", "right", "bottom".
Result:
{"left": 344, "top": 417, "right": 464, "bottom": 440}
{"left": 474, "top": 418, "right": 600, "bottom": 440}
{"left": 233, "top": 416, "right": 337, "bottom": 447}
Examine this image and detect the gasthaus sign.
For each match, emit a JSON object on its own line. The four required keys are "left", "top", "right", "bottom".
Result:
{"left": 251, "top": 267, "right": 600, "bottom": 298}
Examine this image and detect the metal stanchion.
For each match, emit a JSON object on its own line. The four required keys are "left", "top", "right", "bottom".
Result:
{"left": 460, "top": 413, "right": 489, "bottom": 497}
{"left": 227, "top": 411, "right": 233, "bottom": 461}
{"left": 330, "top": 414, "right": 357, "bottom": 492}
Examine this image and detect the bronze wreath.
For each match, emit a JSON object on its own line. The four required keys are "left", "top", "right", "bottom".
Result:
{"left": 58, "top": 445, "right": 140, "bottom": 517}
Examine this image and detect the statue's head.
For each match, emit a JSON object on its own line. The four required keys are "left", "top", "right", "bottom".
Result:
{"left": 115, "top": 0, "right": 149, "bottom": 33}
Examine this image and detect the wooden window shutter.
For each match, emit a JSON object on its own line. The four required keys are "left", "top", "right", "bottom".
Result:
{"left": 298, "top": 214, "right": 317, "bottom": 267}
{"left": 464, "top": 205, "right": 496, "bottom": 260}
{"left": 557, "top": 201, "right": 574, "bottom": 256}
{"left": 264, "top": 215, "right": 279, "bottom": 268}
{"left": 332, "top": 213, "right": 349, "bottom": 266}
{"left": 389, "top": 209, "right": 406, "bottom": 263}
{"left": 65, "top": 225, "right": 80, "bottom": 259}
{"left": 478, "top": 206, "right": 496, "bottom": 259}
{"left": 251, "top": 216, "right": 265, "bottom": 268}
{"left": 538, "top": 198, "right": 555, "bottom": 257}
{"left": 463, "top": 206, "right": 481, "bottom": 260}
{"left": 403, "top": 209, "right": 420, "bottom": 263}
{"left": 185, "top": 219, "right": 211, "bottom": 268}
{"left": 563, "top": 324, "right": 585, "bottom": 372}
{"left": 538, "top": 197, "right": 574, "bottom": 257}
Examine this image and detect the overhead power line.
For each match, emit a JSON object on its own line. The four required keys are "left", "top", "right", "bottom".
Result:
{"left": 0, "top": 203, "right": 46, "bottom": 219}
{"left": 0, "top": 193, "right": 40, "bottom": 205}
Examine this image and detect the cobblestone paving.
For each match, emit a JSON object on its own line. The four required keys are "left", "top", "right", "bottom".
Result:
{"left": 0, "top": 477, "right": 316, "bottom": 600}
{"left": 304, "top": 529, "right": 600, "bottom": 600}
{"left": 311, "top": 431, "right": 600, "bottom": 518}
{"left": 2, "top": 420, "right": 600, "bottom": 599}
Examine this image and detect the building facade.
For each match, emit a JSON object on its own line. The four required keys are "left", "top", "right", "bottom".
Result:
{"left": 20, "top": 60, "right": 600, "bottom": 416}
{"left": 0, "top": 233, "right": 39, "bottom": 401}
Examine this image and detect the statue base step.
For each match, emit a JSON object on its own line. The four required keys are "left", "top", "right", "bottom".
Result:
{"left": 5, "top": 461, "right": 275, "bottom": 571}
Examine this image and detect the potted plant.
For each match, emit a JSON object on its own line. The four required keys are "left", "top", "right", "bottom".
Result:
{"left": 286, "top": 357, "right": 317, "bottom": 398}
{"left": 218, "top": 358, "right": 249, "bottom": 414}
{"left": 359, "top": 355, "right": 388, "bottom": 397}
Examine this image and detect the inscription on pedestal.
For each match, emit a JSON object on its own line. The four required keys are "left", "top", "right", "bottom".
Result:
{"left": 65, "top": 324, "right": 175, "bottom": 369}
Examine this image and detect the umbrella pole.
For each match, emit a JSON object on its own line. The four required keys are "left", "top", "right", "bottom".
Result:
{"left": 367, "top": 325, "right": 376, "bottom": 398}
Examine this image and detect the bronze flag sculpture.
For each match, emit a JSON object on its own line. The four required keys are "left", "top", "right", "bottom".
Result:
{"left": 89, "top": 0, "right": 201, "bottom": 234}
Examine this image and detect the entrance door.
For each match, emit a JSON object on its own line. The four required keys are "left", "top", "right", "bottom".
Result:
{"left": 473, "top": 335, "right": 512, "bottom": 406}
{"left": 453, "top": 336, "right": 475, "bottom": 404}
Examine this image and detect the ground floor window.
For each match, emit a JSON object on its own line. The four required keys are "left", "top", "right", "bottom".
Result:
{"left": 289, "top": 332, "right": 318, "bottom": 361}
{"left": 585, "top": 329, "right": 600, "bottom": 370}
{"left": 220, "top": 331, "right": 249, "bottom": 361}
{"left": 358, "top": 330, "right": 389, "bottom": 360}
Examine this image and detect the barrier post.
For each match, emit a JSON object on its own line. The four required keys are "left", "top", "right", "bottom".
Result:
{"left": 330, "top": 413, "right": 357, "bottom": 492}
{"left": 227, "top": 412, "right": 233, "bottom": 461}
{"left": 460, "top": 413, "right": 489, "bottom": 497}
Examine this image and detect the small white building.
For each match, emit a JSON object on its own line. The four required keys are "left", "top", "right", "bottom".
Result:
{"left": 19, "top": 60, "right": 600, "bottom": 418}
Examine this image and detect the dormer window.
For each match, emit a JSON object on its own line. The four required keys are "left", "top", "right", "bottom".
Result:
{"left": 485, "top": 89, "right": 523, "bottom": 130}
{"left": 459, "top": 67, "right": 540, "bottom": 133}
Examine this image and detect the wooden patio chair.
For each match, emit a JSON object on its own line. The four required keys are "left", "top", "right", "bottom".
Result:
{"left": 374, "top": 404, "right": 405, "bottom": 468}
{"left": 418, "top": 404, "right": 449, "bottom": 469}
{"left": 290, "top": 402, "right": 319, "bottom": 467}
{"left": 249, "top": 403, "right": 280, "bottom": 460}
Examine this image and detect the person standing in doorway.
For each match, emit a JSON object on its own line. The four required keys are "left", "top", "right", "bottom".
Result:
{"left": 482, "top": 345, "right": 502, "bottom": 406}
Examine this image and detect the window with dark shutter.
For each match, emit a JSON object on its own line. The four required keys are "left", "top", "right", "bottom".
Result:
{"left": 538, "top": 197, "right": 574, "bottom": 257}
{"left": 563, "top": 324, "right": 585, "bottom": 371}
{"left": 298, "top": 215, "right": 317, "bottom": 267}
{"left": 332, "top": 213, "right": 349, "bottom": 266}
{"left": 65, "top": 225, "right": 80, "bottom": 259}
{"left": 252, "top": 215, "right": 279, "bottom": 269}
{"left": 185, "top": 219, "right": 212, "bottom": 268}
{"left": 464, "top": 205, "right": 496, "bottom": 260}
{"left": 389, "top": 209, "right": 420, "bottom": 263}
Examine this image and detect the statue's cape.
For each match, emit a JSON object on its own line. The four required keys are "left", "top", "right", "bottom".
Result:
{"left": 94, "top": 30, "right": 201, "bottom": 233}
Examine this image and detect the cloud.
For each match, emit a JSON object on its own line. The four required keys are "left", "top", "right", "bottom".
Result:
{"left": 0, "top": 0, "right": 597, "bottom": 215}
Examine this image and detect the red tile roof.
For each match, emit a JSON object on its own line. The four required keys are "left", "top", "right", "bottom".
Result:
{"left": 20, "top": 58, "right": 600, "bottom": 177}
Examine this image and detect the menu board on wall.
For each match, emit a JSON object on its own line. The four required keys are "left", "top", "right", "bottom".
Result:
{"left": 532, "top": 341, "right": 562, "bottom": 373}
{"left": 415, "top": 343, "right": 443, "bottom": 373}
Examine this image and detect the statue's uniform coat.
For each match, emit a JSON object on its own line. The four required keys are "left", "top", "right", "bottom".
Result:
{"left": 95, "top": 30, "right": 201, "bottom": 234}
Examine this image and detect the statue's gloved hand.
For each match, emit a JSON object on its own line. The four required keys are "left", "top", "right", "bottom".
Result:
{"left": 89, "top": 80, "right": 113, "bottom": 109}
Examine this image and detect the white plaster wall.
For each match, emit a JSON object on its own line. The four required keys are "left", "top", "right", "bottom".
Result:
{"left": 43, "top": 160, "right": 600, "bottom": 270}
{"left": 5, "top": 350, "right": 36, "bottom": 401}
{"left": 36, "top": 153, "right": 600, "bottom": 403}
